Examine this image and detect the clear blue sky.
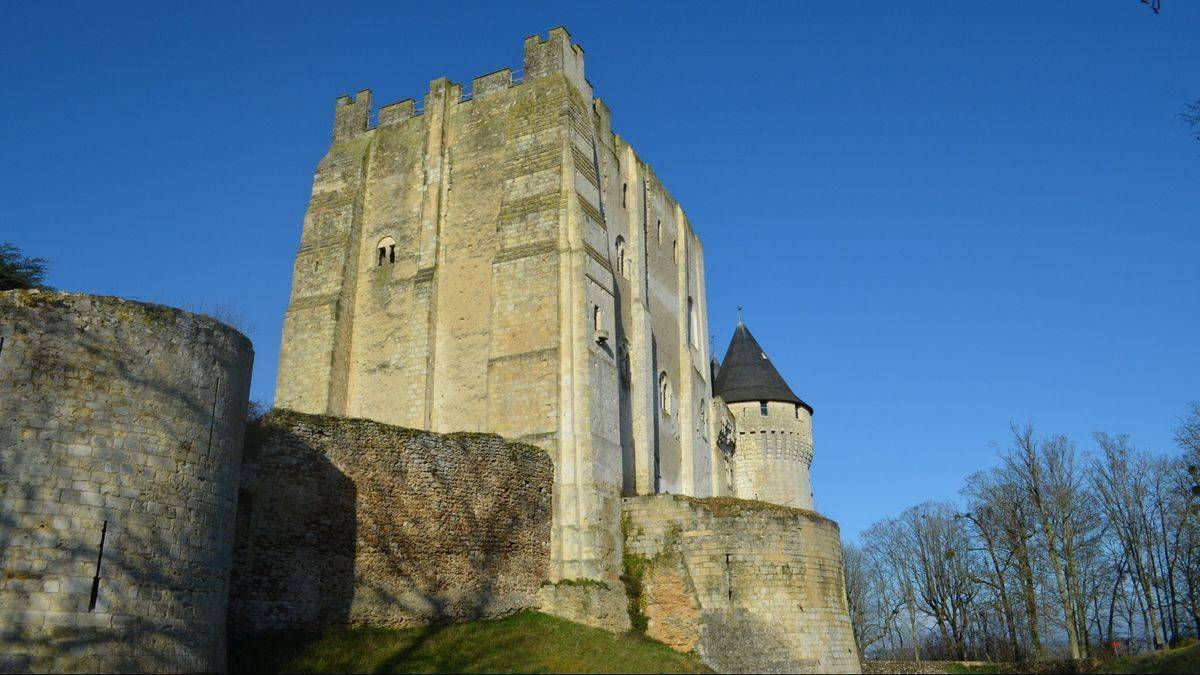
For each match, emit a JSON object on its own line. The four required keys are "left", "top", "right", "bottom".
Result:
{"left": 3, "top": 2, "right": 1197, "bottom": 540}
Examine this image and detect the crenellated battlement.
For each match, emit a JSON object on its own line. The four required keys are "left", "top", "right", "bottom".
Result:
{"left": 332, "top": 89, "right": 372, "bottom": 141}
{"left": 329, "top": 27, "right": 588, "bottom": 141}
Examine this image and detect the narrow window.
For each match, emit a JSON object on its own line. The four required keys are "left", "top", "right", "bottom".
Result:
{"left": 593, "top": 305, "right": 602, "bottom": 331}
{"left": 687, "top": 297, "right": 697, "bottom": 347}
{"left": 659, "top": 372, "right": 671, "bottom": 416}
{"left": 760, "top": 401, "right": 769, "bottom": 416}
{"left": 377, "top": 247, "right": 387, "bottom": 266}
{"left": 615, "top": 236, "right": 628, "bottom": 279}
{"left": 619, "top": 340, "right": 631, "bottom": 387}
{"left": 795, "top": 404, "right": 801, "bottom": 420}
{"left": 0, "top": 336, "right": 5, "bottom": 357}
{"left": 672, "top": 239, "right": 678, "bottom": 262}
{"left": 389, "top": 245, "right": 396, "bottom": 264}
{"left": 656, "top": 220, "right": 662, "bottom": 243}
{"left": 622, "top": 183, "right": 627, "bottom": 209}
{"left": 89, "top": 520, "right": 109, "bottom": 612}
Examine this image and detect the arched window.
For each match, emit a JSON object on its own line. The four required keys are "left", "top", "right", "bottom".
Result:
{"left": 659, "top": 372, "right": 672, "bottom": 417}
{"left": 593, "top": 304, "right": 602, "bottom": 331}
{"left": 376, "top": 236, "right": 396, "bottom": 267}
{"left": 615, "top": 236, "right": 628, "bottom": 279}
{"left": 619, "top": 340, "right": 631, "bottom": 387}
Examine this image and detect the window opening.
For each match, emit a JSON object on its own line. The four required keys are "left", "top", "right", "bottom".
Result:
{"left": 760, "top": 401, "right": 769, "bottom": 416}
{"left": 88, "top": 520, "right": 108, "bottom": 612}
{"left": 659, "top": 372, "right": 672, "bottom": 416}
{"left": 687, "top": 298, "right": 697, "bottom": 347}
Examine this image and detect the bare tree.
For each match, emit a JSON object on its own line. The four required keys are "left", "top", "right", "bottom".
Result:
{"left": 844, "top": 541, "right": 902, "bottom": 658}
{"left": 1182, "top": 101, "right": 1200, "bottom": 144}
{"left": 1003, "top": 423, "right": 1087, "bottom": 659}
{"left": 1091, "top": 433, "right": 1166, "bottom": 651}
{"left": 856, "top": 407, "right": 1200, "bottom": 666}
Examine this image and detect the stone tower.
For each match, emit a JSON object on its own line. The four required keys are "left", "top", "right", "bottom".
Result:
{"left": 713, "top": 320, "right": 815, "bottom": 509}
{"left": 0, "top": 290, "right": 254, "bottom": 672}
{"left": 274, "top": 27, "right": 715, "bottom": 597}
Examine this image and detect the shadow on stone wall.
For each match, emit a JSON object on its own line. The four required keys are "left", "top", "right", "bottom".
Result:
{"left": 699, "top": 611, "right": 814, "bottom": 675}
{"left": 1, "top": 297, "right": 252, "bottom": 673}
{"left": 226, "top": 411, "right": 552, "bottom": 656}
{"left": 227, "top": 424, "right": 357, "bottom": 632}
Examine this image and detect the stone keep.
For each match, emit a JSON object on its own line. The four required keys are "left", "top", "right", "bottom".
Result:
{"left": 0, "top": 290, "right": 253, "bottom": 673}
{"left": 274, "top": 27, "right": 716, "bottom": 596}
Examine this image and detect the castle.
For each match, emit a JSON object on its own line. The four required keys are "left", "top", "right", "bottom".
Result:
{"left": 0, "top": 27, "right": 858, "bottom": 674}
{"left": 275, "top": 24, "right": 820, "bottom": 578}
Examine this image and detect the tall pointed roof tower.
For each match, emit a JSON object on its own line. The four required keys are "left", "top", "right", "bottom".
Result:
{"left": 713, "top": 320, "right": 812, "bottom": 414}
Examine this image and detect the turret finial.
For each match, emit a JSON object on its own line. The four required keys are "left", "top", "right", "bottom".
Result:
{"left": 737, "top": 306, "right": 744, "bottom": 325}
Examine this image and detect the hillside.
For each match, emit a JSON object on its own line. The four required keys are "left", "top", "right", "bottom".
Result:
{"left": 228, "top": 610, "right": 711, "bottom": 674}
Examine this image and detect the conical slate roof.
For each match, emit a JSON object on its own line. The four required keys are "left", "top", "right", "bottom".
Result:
{"left": 713, "top": 322, "right": 812, "bottom": 413}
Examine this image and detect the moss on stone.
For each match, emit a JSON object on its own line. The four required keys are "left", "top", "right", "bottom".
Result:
{"left": 679, "top": 494, "right": 836, "bottom": 527}
{"left": 620, "top": 552, "right": 651, "bottom": 635}
{"left": 542, "top": 578, "right": 611, "bottom": 590}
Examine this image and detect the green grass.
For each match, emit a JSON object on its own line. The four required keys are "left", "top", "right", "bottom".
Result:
{"left": 928, "top": 643, "right": 1200, "bottom": 674}
{"left": 1095, "top": 643, "right": 1200, "bottom": 674}
{"left": 229, "top": 610, "right": 712, "bottom": 674}
{"left": 944, "top": 663, "right": 1008, "bottom": 674}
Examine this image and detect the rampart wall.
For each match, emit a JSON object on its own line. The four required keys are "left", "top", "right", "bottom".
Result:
{"left": 622, "top": 494, "right": 860, "bottom": 674}
{"left": 0, "top": 290, "right": 253, "bottom": 673}
{"left": 227, "top": 409, "right": 553, "bottom": 631}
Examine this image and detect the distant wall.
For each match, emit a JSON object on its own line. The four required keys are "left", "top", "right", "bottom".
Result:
{"left": 622, "top": 494, "right": 861, "bottom": 674}
{"left": 0, "top": 290, "right": 253, "bottom": 673}
{"left": 227, "top": 410, "right": 553, "bottom": 632}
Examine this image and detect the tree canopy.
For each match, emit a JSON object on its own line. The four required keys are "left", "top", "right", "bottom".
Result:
{"left": 0, "top": 243, "right": 49, "bottom": 290}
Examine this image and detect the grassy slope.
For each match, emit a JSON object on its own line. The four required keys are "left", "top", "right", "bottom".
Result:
{"left": 1095, "top": 644, "right": 1200, "bottom": 674}
{"left": 939, "top": 643, "right": 1200, "bottom": 674}
{"left": 229, "top": 610, "right": 711, "bottom": 674}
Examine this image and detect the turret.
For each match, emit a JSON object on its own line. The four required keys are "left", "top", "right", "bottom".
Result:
{"left": 713, "top": 321, "right": 815, "bottom": 510}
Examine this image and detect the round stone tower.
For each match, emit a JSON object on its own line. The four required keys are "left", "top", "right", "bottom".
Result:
{"left": 713, "top": 320, "right": 815, "bottom": 510}
{"left": 0, "top": 290, "right": 253, "bottom": 673}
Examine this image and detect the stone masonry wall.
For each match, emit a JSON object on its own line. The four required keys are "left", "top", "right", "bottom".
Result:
{"left": 0, "top": 290, "right": 254, "bottom": 673}
{"left": 623, "top": 494, "right": 861, "bottom": 674}
{"left": 729, "top": 400, "right": 815, "bottom": 510}
{"left": 227, "top": 409, "right": 552, "bottom": 632}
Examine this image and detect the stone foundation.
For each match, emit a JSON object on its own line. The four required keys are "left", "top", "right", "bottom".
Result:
{"left": 622, "top": 494, "right": 861, "bottom": 674}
